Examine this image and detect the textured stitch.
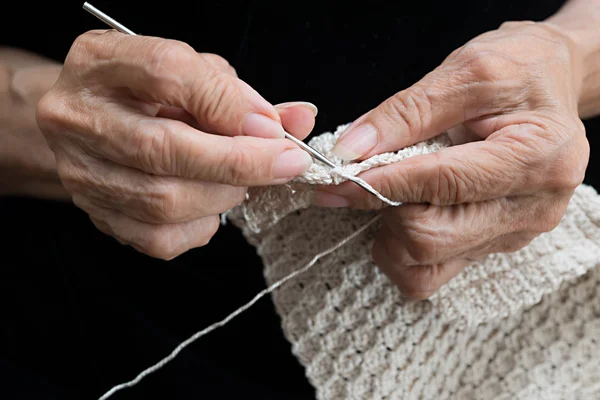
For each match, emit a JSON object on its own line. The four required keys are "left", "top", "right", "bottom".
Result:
{"left": 227, "top": 123, "right": 600, "bottom": 400}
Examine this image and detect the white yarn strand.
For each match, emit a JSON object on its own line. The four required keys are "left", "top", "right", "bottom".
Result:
{"left": 344, "top": 174, "right": 402, "bottom": 206}
{"left": 97, "top": 214, "right": 382, "bottom": 400}
{"left": 327, "top": 167, "right": 402, "bottom": 207}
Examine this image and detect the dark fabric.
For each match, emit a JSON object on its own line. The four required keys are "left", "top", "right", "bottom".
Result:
{"left": 2, "top": 1, "right": 599, "bottom": 399}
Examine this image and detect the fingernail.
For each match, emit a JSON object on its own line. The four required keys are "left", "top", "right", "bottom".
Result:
{"left": 242, "top": 113, "right": 286, "bottom": 138}
{"left": 331, "top": 123, "right": 378, "bottom": 160}
{"left": 311, "top": 191, "right": 350, "bottom": 208}
{"left": 273, "top": 149, "right": 313, "bottom": 178}
{"left": 276, "top": 101, "right": 318, "bottom": 116}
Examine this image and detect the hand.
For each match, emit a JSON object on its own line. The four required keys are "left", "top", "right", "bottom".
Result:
{"left": 0, "top": 51, "right": 68, "bottom": 199}
{"left": 37, "top": 30, "right": 317, "bottom": 260}
{"left": 312, "top": 21, "right": 590, "bottom": 299}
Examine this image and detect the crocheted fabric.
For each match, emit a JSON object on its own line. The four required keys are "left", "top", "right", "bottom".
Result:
{"left": 227, "top": 124, "right": 600, "bottom": 400}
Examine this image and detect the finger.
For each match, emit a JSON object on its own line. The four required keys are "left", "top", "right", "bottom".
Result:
{"left": 372, "top": 196, "right": 553, "bottom": 299}
{"left": 64, "top": 30, "right": 285, "bottom": 138}
{"left": 89, "top": 212, "right": 219, "bottom": 261}
{"left": 468, "top": 231, "right": 538, "bottom": 259}
{"left": 147, "top": 99, "right": 319, "bottom": 140}
{"left": 68, "top": 159, "right": 246, "bottom": 224}
{"left": 95, "top": 52, "right": 238, "bottom": 127}
{"left": 50, "top": 102, "right": 313, "bottom": 185}
{"left": 375, "top": 229, "right": 538, "bottom": 300}
{"left": 372, "top": 236, "right": 470, "bottom": 300}
{"left": 147, "top": 53, "right": 237, "bottom": 129}
{"left": 275, "top": 102, "right": 318, "bottom": 140}
{"left": 370, "top": 194, "right": 564, "bottom": 280}
{"left": 199, "top": 53, "right": 237, "bottom": 77}
{"left": 329, "top": 45, "right": 520, "bottom": 160}
{"left": 374, "top": 199, "right": 518, "bottom": 267}
{"left": 153, "top": 105, "right": 200, "bottom": 128}
{"left": 133, "top": 51, "right": 240, "bottom": 131}
{"left": 316, "top": 123, "right": 562, "bottom": 207}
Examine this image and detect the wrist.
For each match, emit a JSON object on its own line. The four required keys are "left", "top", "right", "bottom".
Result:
{"left": 0, "top": 56, "right": 66, "bottom": 200}
{"left": 544, "top": 5, "right": 600, "bottom": 119}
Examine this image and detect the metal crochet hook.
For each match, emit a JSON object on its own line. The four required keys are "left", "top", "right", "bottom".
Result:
{"left": 82, "top": 2, "right": 383, "bottom": 199}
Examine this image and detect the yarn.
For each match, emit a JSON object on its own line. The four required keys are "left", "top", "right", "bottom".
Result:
{"left": 227, "top": 123, "right": 600, "bottom": 399}
{"left": 97, "top": 216, "right": 382, "bottom": 400}
{"left": 331, "top": 167, "right": 402, "bottom": 207}
{"left": 99, "top": 122, "right": 600, "bottom": 400}
{"left": 97, "top": 125, "right": 407, "bottom": 399}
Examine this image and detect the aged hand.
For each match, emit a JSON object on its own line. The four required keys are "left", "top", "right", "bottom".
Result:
{"left": 312, "top": 21, "right": 590, "bottom": 299}
{"left": 37, "top": 30, "right": 316, "bottom": 260}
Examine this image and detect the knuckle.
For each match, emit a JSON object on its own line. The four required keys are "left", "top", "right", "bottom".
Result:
{"left": 455, "top": 43, "right": 502, "bottom": 82}
{"left": 431, "top": 162, "right": 456, "bottom": 205}
{"left": 142, "top": 228, "right": 182, "bottom": 261}
{"left": 197, "top": 71, "right": 238, "bottom": 127}
{"left": 535, "top": 202, "right": 567, "bottom": 233}
{"left": 371, "top": 239, "right": 437, "bottom": 300}
{"left": 199, "top": 217, "right": 220, "bottom": 246}
{"left": 398, "top": 266, "right": 439, "bottom": 300}
{"left": 131, "top": 121, "right": 173, "bottom": 175}
{"left": 65, "top": 30, "right": 119, "bottom": 72}
{"left": 65, "top": 32, "right": 99, "bottom": 67}
{"left": 469, "top": 55, "right": 502, "bottom": 83}
{"left": 427, "top": 158, "right": 472, "bottom": 205}
{"left": 403, "top": 221, "right": 442, "bottom": 265}
{"left": 147, "top": 40, "right": 194, "bottom": 76}
{"left": 546, "top": 131, "right": 589, "bottom": 193}
{"left": 201, "top": 53, "right": 236, "bottom": 75}
{"left": 145, "top": 40, "right": 195, "bottom": 90}
{"left": 221, "top": 144, "right": 261, "bottom": 185}
{"left": 384, "top": 86, "right": 431, "bottom": 138}
{"left": 37, "top": 91, "right": 94, "bottom": 151}
{"left": 36, "top": 92, "right": 68, "bottom": 135}
{"left": 379, "top": 165, "right": 411, "bottom": 204}
{"left": 147, "top": 180, "right": 183, "bottom": 223}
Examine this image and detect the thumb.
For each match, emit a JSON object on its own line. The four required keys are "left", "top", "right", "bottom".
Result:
{"left": 331, "top": 68, "right": 479, "bottom": 161}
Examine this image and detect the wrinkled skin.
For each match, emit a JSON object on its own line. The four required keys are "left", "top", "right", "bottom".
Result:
{"left": 313, "top": 21, "right": 590, "bottom": 299}
{"left": 37, "top": 30, "right": 317, "bottom": 260}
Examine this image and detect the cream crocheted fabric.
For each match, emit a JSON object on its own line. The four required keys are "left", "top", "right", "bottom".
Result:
{"left": 227, "top": 124, "right": 600, "bottom": 400}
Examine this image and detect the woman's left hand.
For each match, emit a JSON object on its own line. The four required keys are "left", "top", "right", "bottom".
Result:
{"left": 311, "top": 21, "right": 590, "bottom": 299}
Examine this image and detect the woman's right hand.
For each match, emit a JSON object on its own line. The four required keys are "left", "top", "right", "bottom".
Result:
{"left": 37, "top": 30, "right": 316, "bottom": 260}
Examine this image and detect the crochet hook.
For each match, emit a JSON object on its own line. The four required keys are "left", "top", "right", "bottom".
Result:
{"left": 82, "top": 2, "right": 386, "bottom": 201}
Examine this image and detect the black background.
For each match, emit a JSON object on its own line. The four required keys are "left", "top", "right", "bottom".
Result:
{"left": 1, "top": 1, "right": 598, "bottom": 399}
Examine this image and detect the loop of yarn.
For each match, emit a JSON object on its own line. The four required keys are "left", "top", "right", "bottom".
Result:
{"left": 331, "top": 167, "right": 402, "bottom": 207}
